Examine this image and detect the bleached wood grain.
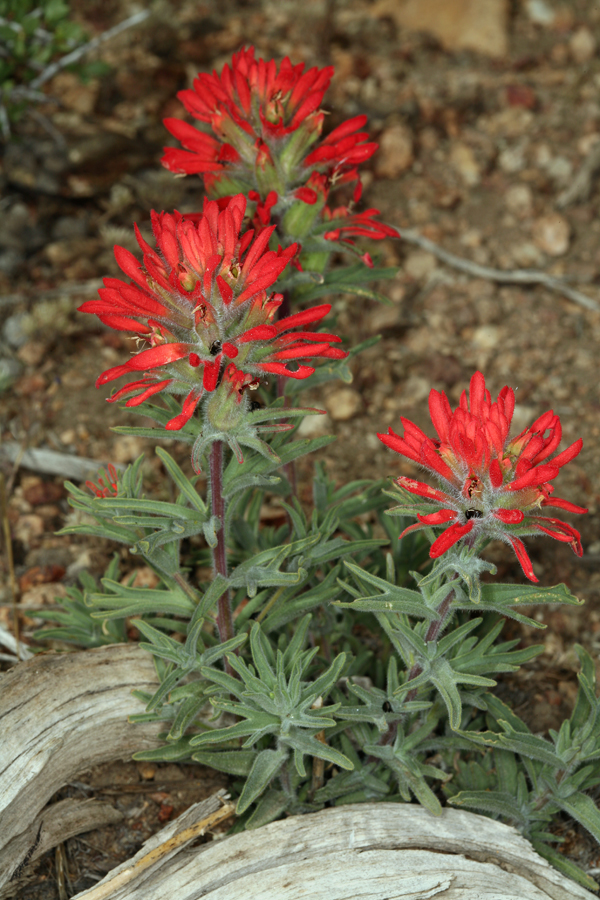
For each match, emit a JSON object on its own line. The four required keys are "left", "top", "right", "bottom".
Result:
{"left": 72, "top": 802, "right": 597, "bottom": 900}
{"left": 0, "top": 644, "right": 161, "bottom": 886}
{"left": 0, "top": 798, "right": 123, "bottom": 897}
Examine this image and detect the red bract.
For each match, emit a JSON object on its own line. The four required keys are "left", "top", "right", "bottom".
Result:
{"left": 250, "top": 173, "right": 396, "bottom": 266}
{"left": 80, "top": 194, "right": 345, "bottom": 430}
{"left": 161, "top": 47, "right": 377, "bottom": 200}
{"left": 378, "top": 371, "right": 586, "bottom": 582}
{"left": 86, "top": 464, "right": 119, "bottom": 499}
{"left": 318, "top": 178, "right": 398, "bottom": 265}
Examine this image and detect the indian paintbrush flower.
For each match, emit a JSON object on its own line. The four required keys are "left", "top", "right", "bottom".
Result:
{"left": 160, "top": 47, "right": 392, "bottom": 269}
{"left": 80, "top": 194, "right": 346, "bottom": 431}
{"left": 378, "top": 371, "right": 586, "bottom": 582}
{"left": 161, "top": 47, "right": 376, "bottom": 198}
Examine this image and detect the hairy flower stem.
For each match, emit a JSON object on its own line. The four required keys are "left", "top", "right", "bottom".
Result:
{"left": 381, "top": 577, "right": 458, "bottom": 747}
{"left": 210, "top": 439, "right": 234, "bottom": 646}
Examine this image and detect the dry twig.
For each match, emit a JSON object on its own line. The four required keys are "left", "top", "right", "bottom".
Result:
{"left": 30, "top": 11, "right": 151, "bottom": 91}
{"left": 399, "top": 228, "right": 600, "bottom": 312}
{"left": 557, "top": 141, "right": 600, "bottom": 210}
{"left": 0, "top": 443, "right": 124, "bottom": 482}
{"left": 74, "top": 795, "right": 235, "bottom": 900}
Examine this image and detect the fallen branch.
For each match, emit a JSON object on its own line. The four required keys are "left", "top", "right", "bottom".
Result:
{"left": 72, "top": 793, "right": 235, "bottom": 900}
{"left": 399, "top": 228, "right": 600, "bottom": 312}
{"left": 0, "top": 442, "right": 124, "bottom": 482}
{"left": 30, "top": 11, "right": 151, "bottom": 90}
{"left": 0, "top": 623, "right": 33, "bottom": 661}
{"left": 1, "top": 799, "right": 123, "bottom": 898}
{"left": 75, "top": 803, "right": 596, "bottom": 900}
{"left": 557, "top": 141, "right": 600, "bottom": 210}
{"left": 0, "top": 643, "right": 162, "bottom": 886}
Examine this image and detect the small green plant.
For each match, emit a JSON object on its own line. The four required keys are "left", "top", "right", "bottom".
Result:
{"left": 0, "top": 0, "right": 87, "bottom": 135}
{"left": 37, "top": 46, "right": 598, "bottom": 892}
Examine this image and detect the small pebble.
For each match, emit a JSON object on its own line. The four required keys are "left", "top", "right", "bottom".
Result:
{"left": 569, "top": 26, "right": 597, "bottom": 65}
{"left": 450, "top": 143, "right": 480, "bottom": 186}
{"left": 532, "top": 213, "right": 571, "bottom": 256}
{"left": 375, "top": 123, "right": 414, "bottom": 178}
{"left": 325, "top": 388, "right": 362, "bottom": 421}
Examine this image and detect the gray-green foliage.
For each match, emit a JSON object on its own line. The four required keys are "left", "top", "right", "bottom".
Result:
{"left": 36, "top": 417, "right": 600, "bottom": 892}
{"left": 0, "top": 0, "right": 104, "bottom": 137}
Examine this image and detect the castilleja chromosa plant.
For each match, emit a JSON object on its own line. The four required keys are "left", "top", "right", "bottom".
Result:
{"left": 379, "top": 371, "right": 586, "bottom": 582}
{"left": 43, "top": 46, "right": 600, "bottom": 895}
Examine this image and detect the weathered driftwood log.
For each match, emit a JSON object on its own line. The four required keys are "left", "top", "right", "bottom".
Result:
{"left": 0, "top": 644, "right": 161, "bottom": 887}
{"left": 70, "top": 800, "right": 596, "bottom": 900}
{"left": 1, "top": 799, "right": 124, "bottom": 899}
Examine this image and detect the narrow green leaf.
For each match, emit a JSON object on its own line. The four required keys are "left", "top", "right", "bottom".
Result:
{"left": 245, "top": 789, "right": 289, "bottom": 830}
{"left": 555, "top": 791, "right": 600, "bottom": 844}
{"left": 532, "top": 841, "right": 599, "bottom": 892}
{"left": 155, "top": 447, "right": 207, "bottom": 515}
{"left": 191, "top": 749, "right": 257, "bottom": 776}
{"left": 448, "top": 789, "right": 525, "bottom": 823}
{"left": 133, "top": 737, "right": 194, "bottom": 762}
{"left": 236, "top": 747, "right": 288, "bottom": 815}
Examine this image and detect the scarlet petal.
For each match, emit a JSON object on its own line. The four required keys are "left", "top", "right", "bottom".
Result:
{"left": 269, "top": 342, "right": 331, "bottom": 361}
{"left": 532, "top": 517, "right": 583, "bottom": 555}
{"left": 489, "top": 458, "right": 503, "bottom": 488}
{"left": 430, "top": 521, "right": 473, "bottom": 557}
{"left": 113, "top": 245, "right": 147, "bottom": 288}
{"left": 394, "top": 476, "right": 451, "bottom": 503}
{"left": 203, "top": 357, "right": 221, "bottom": 391}
{"left": 428, "top": 390, "right": 452, "bottom": 442}
{"left": 257, "top": 362, "right": 314, "bottom": 379}
{"left": 98, "top": 314, "right": 151, "bottom": 334}
{"left": 420, "top": 441, "right": 455, "bottom": 483}
{"left": 108, "top": 378, "right": 158, "bottom": 402}
{"left": 504, "top": 465, "right": 560, "bottom": 492}
{"left": 295, "top": 187, "right": 318, "bottom": 204}
{"left": 551, "top": 438, "right": 583, "bottom": 469}
{"left": 417, "top": 509, "right": 457, "bottom": 525}
{"left": 508, "top": 536, "right": 538, "bottom": 583}
{"left": 493, "top": 508, "right": 524, "bottom": 524}
{"left": 378, "top": 431, "right": 421, "bottom": 465}
{"left": 542, "top": 497, "right": 588, "bottom": 514}
{"left": 127, "top": 343, "right": 191, "bottom": 371}
{"left": 273, "top": 304, "right": 331, "bottom": 334}
{"left": 237, "top": 325, "right": 278, "bottom": 343}
{"left": 213, "top": 276, "right": 231, "bottom": 307}
{"left": 125, "top": 379, "right": 173, "bottom": 406}
{"left": 398, "top": 521, "right": 428, "bottom": 541}
{"left": 165, "top": 388, "right": 203, "bottom": 430}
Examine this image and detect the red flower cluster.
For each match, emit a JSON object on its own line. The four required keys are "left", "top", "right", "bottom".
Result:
{"left": 86, "top": 464, "right": 119, "bottom": 499}
{"left": 308, "top": 175, "right": 398, "bottom": 266}
{"left": 160, "top": 48, "right": 393, "bottom": 268}
{"left": 81, "top": 194, "right": 346, "bottom": 430}
{"left": 379, "top": 372, "right": 586, "bottom": 582}
{"left": 161, "top": 47, "right": 376, "bottom": 193}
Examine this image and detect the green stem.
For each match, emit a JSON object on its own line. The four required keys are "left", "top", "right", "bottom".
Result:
{"left": 381, "top": 575, "right": 458, "bottom": 747}
{"left": 210, "top": 439, "right": 234, "bottom": 646}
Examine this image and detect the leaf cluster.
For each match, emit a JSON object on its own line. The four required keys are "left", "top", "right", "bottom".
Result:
{"left": 37, "top": 403, "right": 600, "bottom": 891}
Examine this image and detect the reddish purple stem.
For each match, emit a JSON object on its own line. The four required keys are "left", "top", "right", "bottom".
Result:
{"left": 209, "top": 439, "right": 234, "bottom": 646}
